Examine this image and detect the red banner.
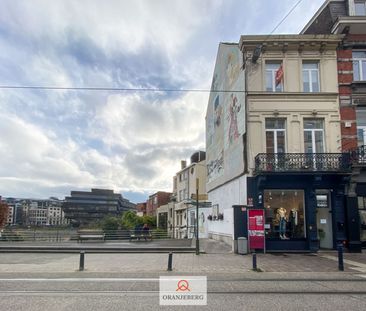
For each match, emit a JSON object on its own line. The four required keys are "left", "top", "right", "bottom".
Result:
{"left": 248, "top": 209, "right": 265, "bottom": 250}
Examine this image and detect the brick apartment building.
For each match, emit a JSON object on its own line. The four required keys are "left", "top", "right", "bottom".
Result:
{"left": 146, "top": 191, "right": 171, "bottom": 216}
{"left": 302, "top": 0, "right": 366, "bottom": 251}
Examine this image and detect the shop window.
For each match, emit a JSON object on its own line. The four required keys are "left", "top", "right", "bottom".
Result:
{"left": 264, "top": 190, "right": 305, "bottom": 239}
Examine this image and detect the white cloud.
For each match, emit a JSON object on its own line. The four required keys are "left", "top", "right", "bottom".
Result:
{"left": 0, "top": 0, "right": 328, "bottom": 201}
{"left": 92, "top": 90, "right": 207, "bottom": 149}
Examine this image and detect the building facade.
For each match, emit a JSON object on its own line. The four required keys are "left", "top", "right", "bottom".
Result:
{"left": 146, "top": 191, "right": 171, "bottom": 217}
{"left": 242, "top": 34, "right": 350, "bottom": 252}
{"left": 172, "top": 151, "right": 208, "bottom": 239}
{"left": 302, "top": 0, "right": 366, "bottom": 251}
{"left": 206, "top": 34, "right": 354, "bottom": 252}
{"left": 21, "top": 198, "right": 68, "bottom": 226}
{"left": 4, "top": 198, "right": 23, "bottom": 225}
{"left": 136, "top": 202, "right": 147, "bottom": 216}
{"left": 62, "top": 188, "right": 136, "bottom": 226}
{"left": 206, "top": 43, "right": 247, "bottom": 248}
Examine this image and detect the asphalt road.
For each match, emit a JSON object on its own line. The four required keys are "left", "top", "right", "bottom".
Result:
{"left": 1, "top": 276, "right": 366, "bottom": 311}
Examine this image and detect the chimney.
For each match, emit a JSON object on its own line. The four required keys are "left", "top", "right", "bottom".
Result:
{"left": 181, "top": 160, "right": 187, "bottom": 169}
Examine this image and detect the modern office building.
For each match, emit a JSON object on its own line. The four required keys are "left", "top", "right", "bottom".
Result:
{"left": 62, "top": 188, "right": 136, "bottom": 226}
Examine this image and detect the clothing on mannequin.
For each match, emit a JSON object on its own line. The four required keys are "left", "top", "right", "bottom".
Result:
{"left": 277, "top": 207, "right": 289, "bottom": 240}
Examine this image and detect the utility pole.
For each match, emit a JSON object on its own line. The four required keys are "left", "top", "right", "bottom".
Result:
{"left": 196, "top": 178, "right": 199, "bottom": 255}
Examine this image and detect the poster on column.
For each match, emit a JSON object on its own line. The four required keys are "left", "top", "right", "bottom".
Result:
{"left": 248, "top": 209, "right": 265, "bottom": 251}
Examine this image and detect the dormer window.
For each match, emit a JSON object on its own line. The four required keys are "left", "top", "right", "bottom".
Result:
{"left": 355, "top": 0, "right": 366, "bottom": 15}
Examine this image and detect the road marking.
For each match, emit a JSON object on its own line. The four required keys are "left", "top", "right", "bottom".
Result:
{"left": 0, "top": 278, "right": 364, "bottom": 282}
{"left": 0, "top": 278, "right": 159, "bottom": 282}
{"left": 0, "top": 290, "right": 365, "bottom": 295}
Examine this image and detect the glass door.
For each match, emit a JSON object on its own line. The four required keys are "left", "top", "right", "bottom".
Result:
{"left": 316, "top": 190, "right": 333, "bottom": 249}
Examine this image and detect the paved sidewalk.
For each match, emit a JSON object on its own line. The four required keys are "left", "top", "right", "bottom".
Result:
{"left": 0, "top": 250, "right": 365, "bottom": 275}
{"left": 0, "top": 239, "right": 365, "bottom": 275}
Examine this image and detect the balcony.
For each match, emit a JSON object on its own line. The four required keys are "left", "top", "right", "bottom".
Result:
{"left": 254, "top": 153, "right": 352, "bottom": 174}
{"left": 350, "top": 145, "right": 366, "bottom": 166}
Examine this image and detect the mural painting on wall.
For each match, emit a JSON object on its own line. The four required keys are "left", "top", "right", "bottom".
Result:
{"left": 226, "top": 51, "right": 241, "bottom": 89}
{"left": 206, "top": 44, "right": 245, "bottom": 186}
{"left": 228, "top": 93, "right": 241, "bottom": 145}
{"left": 214, "top": 95, "right": 222, "bottom": 128}
{"left": 207, "top": 150, "right": 224, "bottom": 182}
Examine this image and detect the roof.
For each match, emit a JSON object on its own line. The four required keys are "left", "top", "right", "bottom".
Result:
{"left": 300, "top": 0, "right": 344, "bottom": 34}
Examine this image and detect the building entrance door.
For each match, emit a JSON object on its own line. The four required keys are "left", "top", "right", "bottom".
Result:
{"left": 316, "top": 190, "right": 333, "bottom": 249}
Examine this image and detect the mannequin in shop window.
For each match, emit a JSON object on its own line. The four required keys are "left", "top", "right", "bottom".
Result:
{"left": 277, "top": 207, "right": 289, "bottom": 240}
{"left": 289, "top": 208, "right": 298, "bottom": 238}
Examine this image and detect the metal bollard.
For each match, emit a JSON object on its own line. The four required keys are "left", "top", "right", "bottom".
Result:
{"left": 167, "top": 252, "right": 173, "bottom": 271}
{"left": 338, "top": 243, "right": 344, "bottom": 271}
{"left": 79, "top": 251, "right": 85, "bottom": 271}
{"left": 252, "top": 252, "right": 257, "bottom": 270}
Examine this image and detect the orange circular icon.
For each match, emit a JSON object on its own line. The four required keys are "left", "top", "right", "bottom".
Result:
{"left": 176, "top": 279, "right": 190, "bottom": 292}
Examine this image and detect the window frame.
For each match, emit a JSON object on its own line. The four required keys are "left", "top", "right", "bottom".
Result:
{"left": 303, "top": 119, "right": 325, "bottom": 153}
{"left": 353, "top": 51, "right": 366, "bottom": 81}
{"left": 265, "top": 61, "right": 283, "bottom": 92}
{"left": 355, "top": 0, "right": 366, "bottom": 15}
{"left": 263, "top": 189, "right": 306, "bottom": 240}
{"left": 302, "top": 61, "right": 320, "bottom": 92}
{"left": 265, "top": 118, "right": 287, "bottom": 154}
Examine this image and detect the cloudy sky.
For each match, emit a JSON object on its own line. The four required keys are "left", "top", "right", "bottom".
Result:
{"left": 0, "top": 0, "right": 325, "bottom": 203}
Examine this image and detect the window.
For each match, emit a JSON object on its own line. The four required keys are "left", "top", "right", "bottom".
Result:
{"left": 353, "top": 51, "right": 366, "bottom": 81}
{"left": 304, "top": 119, "right": 324, "bottom": 153}
{"left": 265, "top": 119, "right": 286, "bottom": 153}
{"left": 264, "top": 190, "right": 305, "bottom": 239}
{"left": 183, "top": 189, "right": 188, "bottom": 200}
{"left": 303, "top": 62, "right": 320, "bottom": 92}
{"left": 266, "top": 62, "right": 283, "bottom": 92}
{"left": 355, "top": 0, "right": 366, "bottom": 15}
{"left": 356, "top": 108, "right": 366, "bottom": 146}
{"left": 357, "top": 197, "right": 366, "bottom": 242}
{"left": 190, "top": 211, "right": 195, "bottom": 228}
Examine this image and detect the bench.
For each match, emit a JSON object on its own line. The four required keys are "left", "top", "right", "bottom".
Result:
{"left": 77, "top": 231, "right": 105, "bottom": 243}
{"left": 129, "top": 230, "right": 152, "bottom": 242}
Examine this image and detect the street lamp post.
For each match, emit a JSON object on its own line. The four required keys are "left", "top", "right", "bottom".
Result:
{"left": 196, "top": 178, "right": 199, "bottom": 255}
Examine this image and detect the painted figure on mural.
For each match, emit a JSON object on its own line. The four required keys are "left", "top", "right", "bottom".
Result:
{"left": 226, "top": 51, "right": 240, "bottom": 88}
{"left": 228, "top": 93, "right": 240, "bottom": 144}
{"left": 214, "top": 95, "right": 222, "bottom": 128}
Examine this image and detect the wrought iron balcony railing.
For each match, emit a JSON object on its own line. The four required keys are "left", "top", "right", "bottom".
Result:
{"left": 254, "top": 153, "right": 352, "bottom": 174}
{"left": 349, "top": 145, "right": 366, "bottom": 165}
